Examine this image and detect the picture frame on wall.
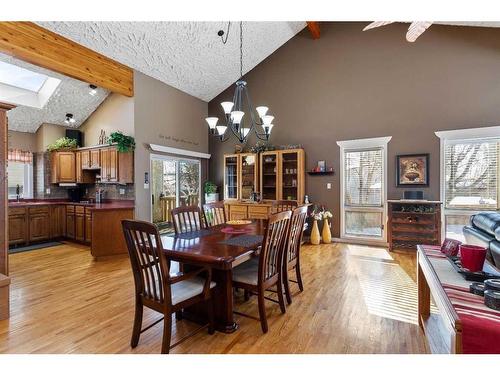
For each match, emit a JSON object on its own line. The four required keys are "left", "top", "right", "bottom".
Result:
{"left": 396, "top": 153, "right": 429, "bottom": 187}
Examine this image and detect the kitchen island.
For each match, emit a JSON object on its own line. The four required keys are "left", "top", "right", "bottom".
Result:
{"left": 8, "top": 200, "right": 134, "bottom": 259}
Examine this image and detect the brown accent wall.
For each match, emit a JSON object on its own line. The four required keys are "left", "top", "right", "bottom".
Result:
{"left": 208, "top": 22, "right": 500, "bottom": 237}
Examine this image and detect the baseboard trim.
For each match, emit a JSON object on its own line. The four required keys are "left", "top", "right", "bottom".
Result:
{"left": 332, "top": 237, "right": 389, "bottom": 248}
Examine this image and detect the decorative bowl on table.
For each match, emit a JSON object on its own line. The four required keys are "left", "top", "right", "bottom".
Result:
{"left": 226, "top": 220, "right": 252, "bottom": 226}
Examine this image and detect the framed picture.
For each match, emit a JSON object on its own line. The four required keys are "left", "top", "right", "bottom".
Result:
{"left": 317, "top": 160, "right": 326, "bottom": 172}
{"left": 396, "top": 154, "right": 429, "bottom": 186}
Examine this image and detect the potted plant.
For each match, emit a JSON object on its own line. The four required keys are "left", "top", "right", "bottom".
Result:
{"left": 204, "top": 181, "right": 219, "bottom": 203}
{"left": 108, "top": 131, "right": 135, "bottom": 152}
{"left": 321, "top": 210, "right": 333, "bottom": 244}
{"left": 46, "top": 137, "right": 78, "bottom": 152}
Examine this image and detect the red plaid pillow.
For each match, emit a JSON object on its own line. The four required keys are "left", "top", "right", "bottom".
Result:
{"left": 441, "top": 238, "right": 462, "bottom": 256}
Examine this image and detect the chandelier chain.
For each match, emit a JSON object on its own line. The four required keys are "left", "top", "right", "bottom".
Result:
{"left": 240, "top": 21, "right": 243, "bottom": 78}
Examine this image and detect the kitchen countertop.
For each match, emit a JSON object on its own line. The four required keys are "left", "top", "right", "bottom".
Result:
{"left": 8, "top": 200, "right": 135, "bottom": 211}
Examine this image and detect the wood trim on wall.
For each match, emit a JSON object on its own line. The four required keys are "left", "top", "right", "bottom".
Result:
{"left": 0, "top": 22, "right": 133, "bottom": 97}
{"left": 0, "top": 102, "right": 14, "bottom": 321}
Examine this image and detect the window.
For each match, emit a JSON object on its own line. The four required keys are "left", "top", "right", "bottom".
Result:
{"left": 338, "top": 137, "right": 391, "bottom": 242}
{"left": 7, "top": 161, "right": 33, "bottom": 199}
{"left": 437, "top": 126, "right": 500, "bottom": 242}
{"left": 0, "top": 61, "right": 48, "bottom": 92}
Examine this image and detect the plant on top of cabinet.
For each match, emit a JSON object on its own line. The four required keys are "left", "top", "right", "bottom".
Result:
{"left": 108, "top": 131, "right": 135, "bottom": 152}
{"left": 46, "top": 137, "right": 77, "bottom": 152}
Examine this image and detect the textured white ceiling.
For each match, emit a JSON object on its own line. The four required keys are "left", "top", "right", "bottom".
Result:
{"left": 37, "top": 22, "right": 307, "bottom": 102}
{"left": 1, "top": 53, "right": 109, "bottom": 133}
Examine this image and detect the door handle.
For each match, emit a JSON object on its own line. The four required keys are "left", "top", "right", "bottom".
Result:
{"left": 152, "top": 194, "right": 155, "bottom": 205}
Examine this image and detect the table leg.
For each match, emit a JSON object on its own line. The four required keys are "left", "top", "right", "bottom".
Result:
{"left": 417, "top": 255, "right": 431, "bottom": 330}
{"left": 180, "top": 267, "right": 239, "bottom": 333}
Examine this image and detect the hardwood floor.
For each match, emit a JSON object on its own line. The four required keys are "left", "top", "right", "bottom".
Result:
{"left": 0, "top": 241, "right": 428, "bottom": 354}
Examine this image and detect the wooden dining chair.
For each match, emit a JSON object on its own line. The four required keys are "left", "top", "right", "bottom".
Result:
{"left": 271, "top": 200, "right": 298, "bottom": 214}
{"left": 203, "top": 201, "right": 227, "bottom": 227}
{"left": 283, "top": 205, "right": 308, "bottom": 305}
{"left": 171, "top": 205, "right": 204, "bottom": 234}
{"left": 122, "top": 219, "right": 216, "bottom": 354}
{"left": 232, "top": 211, "right": 291, "bottom": 333}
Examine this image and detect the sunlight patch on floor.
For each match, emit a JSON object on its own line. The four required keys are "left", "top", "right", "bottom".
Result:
{"left": 347, "top": 245, "right": 419, "bottom": 325}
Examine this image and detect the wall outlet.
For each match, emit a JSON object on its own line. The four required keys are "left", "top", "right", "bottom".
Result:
{"left": 119, "top": 188, "right": 125, "bottom": 195}
{"left": 45, "top": 188, "right": 51, "bottom": 195}
{"left": 327, "top": 183, "right": 332, "bottom": 190}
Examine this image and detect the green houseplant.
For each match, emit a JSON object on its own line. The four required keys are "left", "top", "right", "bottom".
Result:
{"left": 47, "top": 137, "right": 78, "bottom": 152}
{"left": 204, "top": 181, "right": 219, "bottom": 203}
{"left": 108, "top": 131, "right": 136, "bottom": 152}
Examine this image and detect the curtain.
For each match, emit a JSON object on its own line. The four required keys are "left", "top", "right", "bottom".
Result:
{"left": 8, "top": 149, "right": 33, "bottom": 164}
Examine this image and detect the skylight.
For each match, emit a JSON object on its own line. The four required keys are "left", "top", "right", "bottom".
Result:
{"left": 0, "top": 61, "right": 48, "bottom": 92}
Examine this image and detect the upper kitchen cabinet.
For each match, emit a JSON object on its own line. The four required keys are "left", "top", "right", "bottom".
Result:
{"left": 100, "top": 146, "right": 133, "bottom": 184}
{"left": 50, "top": 151, "right": 76, "bottom": 183}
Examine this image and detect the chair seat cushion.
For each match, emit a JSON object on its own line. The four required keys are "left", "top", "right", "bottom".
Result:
{"left": 171, "top": 277, "right": 216, "bottom": 305}
{"left": 232, "top": 257, "right": 259, "bottom": 285}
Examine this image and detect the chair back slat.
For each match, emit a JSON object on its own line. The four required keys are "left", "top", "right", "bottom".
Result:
{"left": 271, "top": 200, "right": 298, "bottom": 214}
{"left": 286, "top": 205, "right": 308, "bottom": 263}
{"left": 259, "top": 211, "right": 291, "bottom": 282}
{"left": 203, "top": 201, "right": 227, "bottom": 227}
{"left": 171, "top": 205, "right": 204, "bottom": 234}
{"left": 122, "top": 220, "right": 171, "bottom": 305}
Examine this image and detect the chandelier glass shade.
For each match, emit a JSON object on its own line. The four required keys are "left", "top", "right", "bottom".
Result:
{"left": 205, "top": 22, "right": 275, "bottom": 144}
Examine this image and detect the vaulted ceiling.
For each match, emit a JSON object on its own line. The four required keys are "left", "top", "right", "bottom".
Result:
{"left": 37, "top": 22, "right": 307, "bottom": 102}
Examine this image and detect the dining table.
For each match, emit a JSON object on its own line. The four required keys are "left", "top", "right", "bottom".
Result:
{"left": 160, "top": 219, "right": 267, "bottom": 333}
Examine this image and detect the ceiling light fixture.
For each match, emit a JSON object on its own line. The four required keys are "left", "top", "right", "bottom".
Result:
{"left": 89, "top": 84, "right": 98, "bottom": 96}
{"left": 64, "top": 113, "right": 76, "bottom": 124}
{"left": 205, "top": 22, "right": 275, "bottom": 144}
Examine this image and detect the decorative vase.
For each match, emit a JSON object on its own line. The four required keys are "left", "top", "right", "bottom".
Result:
{"left": 311, "top": 219, "right": 321, "bottom": 245}
{"left": 322, "top": 218, "right": 332, "bottom": 244}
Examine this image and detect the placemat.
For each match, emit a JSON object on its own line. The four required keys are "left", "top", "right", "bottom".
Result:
{"left": 219, "top": 234, "right": 264, "bottom": 248}
{"left": 220, "top": 226, "right": 253, "bottom": 234}
{"left": 166, "top": 229, "right": 214, "bottom": 240}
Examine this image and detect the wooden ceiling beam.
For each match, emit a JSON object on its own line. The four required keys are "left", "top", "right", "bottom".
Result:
{"left": 0, "top": 22, "right": 133, "bottom": 97}
{"left": 306, "top": 22, "right": 321, "bottom": 40}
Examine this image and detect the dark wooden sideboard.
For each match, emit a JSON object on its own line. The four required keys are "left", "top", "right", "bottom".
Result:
{"left": 387, "top": 200, "right": 442, "bottom": 251}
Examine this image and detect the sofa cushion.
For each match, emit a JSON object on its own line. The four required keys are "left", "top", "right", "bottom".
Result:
{"left": 471, "top": 212, "right": 500, "bottom": 236}
{"left": 489, "top": 241, "right": 500, "bottom": 267}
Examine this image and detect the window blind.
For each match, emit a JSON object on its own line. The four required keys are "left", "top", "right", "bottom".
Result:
{"left": 444, "top": 139, "right": 498, "bottom": 209}
{"left": 344, "top": 148, "right": 383, "bottom": 207}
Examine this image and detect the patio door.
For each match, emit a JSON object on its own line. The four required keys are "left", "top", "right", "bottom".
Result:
{"left": 151, "top": 154, "right": 201, "bottom": 232}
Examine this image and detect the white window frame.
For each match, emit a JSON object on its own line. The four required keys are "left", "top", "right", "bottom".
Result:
{"left": 7, "top": 161, "right": 33, "bottom": 199}
{"left": 436, "top": 125, "right": 500, "bottom": 240}
{"left": 149, "top": 153, "right": 202, "bottom": 222}
{"left": 337, "top": 136, "right": 392, "bottom": 244}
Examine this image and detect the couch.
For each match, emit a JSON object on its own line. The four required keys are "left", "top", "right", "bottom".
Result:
{"left": 463, "top": 212, "right": 500, "bottom": 266}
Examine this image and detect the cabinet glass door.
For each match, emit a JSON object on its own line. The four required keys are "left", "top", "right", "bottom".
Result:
{"left": 261, "top": 152, "right": 278, "bottom": 200}
{"left": 240, "top": 154, "right": 257, "bottom": 200}
{"left": 280, "top": 151, "right": 299, "bottom": 201}
{"left": 224, "top": 155, "right": 238, "bottom": 199}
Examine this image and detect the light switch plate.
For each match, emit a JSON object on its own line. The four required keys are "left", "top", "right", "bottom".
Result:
{"left": 327, "top": 183, "right": 332, "bottom": 190}
{"left": 119, "top": 188, "right": 125, "bottom": 195}
{"left": 45, "top": 188, "right": 51, "bottom": 195}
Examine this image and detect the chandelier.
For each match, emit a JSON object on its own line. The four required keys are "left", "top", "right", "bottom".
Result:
{"left": 205, "top": 22, "right": 275, "bottom": 144}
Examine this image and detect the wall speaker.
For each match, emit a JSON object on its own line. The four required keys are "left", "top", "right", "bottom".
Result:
{"left": 404, "top": 190, "right": 424, "bottom": 200}
{"left": 65, "top": 129, "right": 84, "bottom": 147}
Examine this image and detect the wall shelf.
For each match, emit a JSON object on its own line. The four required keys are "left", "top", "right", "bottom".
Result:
{"left": 307, "top": 171, "right": 334, "bottom": 176}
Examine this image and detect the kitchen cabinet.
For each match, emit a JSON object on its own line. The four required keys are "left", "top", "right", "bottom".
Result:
{"left": 90, "top": 149, "right": 100, "bottom": 169}
{"left": 50, "top": 151, "right": 76, "bottom": 183}
{"left": 66, "top": 205, "right": 75, "bottom": 239}
{"left": 81, "top": 150, "right": 90, "bottom": 169}
{"left": 85, "top": 209, "right": 92, "bottom": 244}
{"left": 74, "top": 206, "right": 85, "bottom": 242}
{"left": 100, "top": 147, "right": 118, "bottom": 183}
{"left": 76, "top": 151, "right": 96, "bottom": 184}
{"left": 8, "top": 207, "right": 27, "bottom": 245}
{"left": 28, "top": 206, "right": 50, "bottom": 242}
{"left": 50, "top": 205, "right": 65, "bottom": 238}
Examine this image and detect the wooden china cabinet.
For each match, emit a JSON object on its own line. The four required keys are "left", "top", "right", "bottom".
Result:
{"left": 223, "top": 148, "right": 305, "bottom": 204}
{"left": 260, "top": 149, "right": 305, "bottom": 203}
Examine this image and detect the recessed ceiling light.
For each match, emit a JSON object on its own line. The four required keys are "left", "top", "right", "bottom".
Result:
{"left": 65, "top": 113, "right": 76, "bottom": 124}
{"left": 89, "top": 84, "right": 97, "bottom": 96}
